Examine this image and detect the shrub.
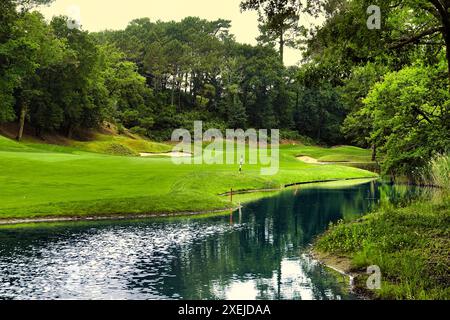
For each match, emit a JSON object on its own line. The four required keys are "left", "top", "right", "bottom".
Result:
{"left": 117, "top": 123, "right": 125, "bottom": 135}
{"left": 130, "top": 126, "right": 147, "bottom": 137}
{"left": 280, "top": 130, "right": 315, "bottom": 145}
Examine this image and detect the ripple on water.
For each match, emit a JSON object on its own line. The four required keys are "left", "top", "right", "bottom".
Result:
{"left": 0, "top": 221, "right": 241, "bottom": 299}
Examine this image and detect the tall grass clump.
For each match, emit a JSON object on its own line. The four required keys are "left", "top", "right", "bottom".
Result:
{"left": 421, "top": 154, "right": 450, "bottom": 191}
{"left": 429, "top": 154, "right": 450, "bottom": 190}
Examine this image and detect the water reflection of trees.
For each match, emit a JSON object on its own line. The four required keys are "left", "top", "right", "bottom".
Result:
{"left": 154, "top": 182, "right": 387, "bottom": 299}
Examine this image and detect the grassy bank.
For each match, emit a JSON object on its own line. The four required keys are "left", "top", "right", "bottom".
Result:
{"left": 315, "top": 154, "right": 450, "bottom": 300}
{"left": 315, "top": 193, "right": 450, "bottom": 299}
{"left": 0, "top": 134, "right": 377, "bottom": 220}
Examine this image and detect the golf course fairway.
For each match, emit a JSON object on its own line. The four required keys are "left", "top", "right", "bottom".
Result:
{"left": 0, "top": 135, "right": 377, "bottom": 221}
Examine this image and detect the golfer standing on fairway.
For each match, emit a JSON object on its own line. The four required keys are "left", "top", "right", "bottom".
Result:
{"left": 239, "top": 155, "right": 244, "bottom": 173}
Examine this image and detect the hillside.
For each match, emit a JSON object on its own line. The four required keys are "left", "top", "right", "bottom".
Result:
{"left": 0, "top": 123, "right": 172, "bottom": 156}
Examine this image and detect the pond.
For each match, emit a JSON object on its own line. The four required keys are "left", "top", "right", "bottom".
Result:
{"left": 0, "top": 179, "right": 423, "bottom": 300}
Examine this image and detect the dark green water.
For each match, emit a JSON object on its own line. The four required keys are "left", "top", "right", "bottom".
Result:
{"left": 0, "top": 180, "right": 421, "bottom": 300}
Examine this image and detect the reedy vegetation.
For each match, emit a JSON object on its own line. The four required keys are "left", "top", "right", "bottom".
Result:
{"left": 421, "top": 154, "right": 450, "bottom": 190}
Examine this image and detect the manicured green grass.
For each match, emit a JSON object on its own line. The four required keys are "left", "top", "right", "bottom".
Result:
{"left": 280, "top": 144, "right": 373, "bottom": 162}
{"left": 315, "top": 196, "right": 450, "bottom": 300}
{"left": 0, "top": 135, "right": 377, "bottom": 220}
{"left": 230, "top": 178, "right": 378, "bottom": 205}
{"left": 0, "top": 136, "right": 35, "bottom": 152}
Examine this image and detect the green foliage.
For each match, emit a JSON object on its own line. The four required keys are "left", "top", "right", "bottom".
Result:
{"left": 93, "top": 17, "right": 302, "bottom": 139}
{"left": 129, "top": 126, "right": 147, "bottom": 136}
{"left": 363, "top": 64, "right": 450, "bottom": 178}
{"left": 279, "top": 130, "right": 314, "bottom": 144}
{"left": 1, "top": 4, "right": 352, "bottom": 146}
{"left": 0, "top": 7, "right": 159, "bottom": 141}
{"left": 0, "top": 11, "right": 65, "bottom": 126}
{"left": 341, "top": 62, "right": 389, "bottom": 147}
{"left": 116, "top": 123, "right": 125, "bottom": 135}
{"left": 304, "top": 0, "right": 450, "bottom": 177}
{"left": 294, "top": 65, "right": 347, "bottom": 145}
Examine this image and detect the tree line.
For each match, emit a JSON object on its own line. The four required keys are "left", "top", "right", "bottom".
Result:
{"left": 0, "top": 0, "right": 348, "bottom": 145}
{"left": 1, "top": 0, "right": 449, "bottom": 178}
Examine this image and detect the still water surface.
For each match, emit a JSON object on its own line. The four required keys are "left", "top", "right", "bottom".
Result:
{"left": 0, "top": 180, "right": 421, "bottom": 300}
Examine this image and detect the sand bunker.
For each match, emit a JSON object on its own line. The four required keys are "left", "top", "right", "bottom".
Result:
{"left": 297, "top": 156, "right": 322, "bottom": 164}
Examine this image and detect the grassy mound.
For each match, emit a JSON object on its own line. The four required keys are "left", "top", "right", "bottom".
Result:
{"left": 72, "top": 135, "right": 172, "bottom": 156}
{"left": 0, "top": 135, "right": 34, "bottom": 152}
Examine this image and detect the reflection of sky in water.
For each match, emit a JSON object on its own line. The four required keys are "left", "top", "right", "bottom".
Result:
{"left": 0, "top": 181, "right": 420, "bottom": 300}
{"left": 214, "top": 256, "right": 345, "bottom": 300}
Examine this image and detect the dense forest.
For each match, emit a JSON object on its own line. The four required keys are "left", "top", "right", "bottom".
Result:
{"left": 1, "top": 0, "right": 449, "bottom": 178}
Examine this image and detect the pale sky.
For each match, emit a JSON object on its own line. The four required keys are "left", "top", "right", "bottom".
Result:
{"left": 36, "top": 0, "right": 308, "bottom": 66}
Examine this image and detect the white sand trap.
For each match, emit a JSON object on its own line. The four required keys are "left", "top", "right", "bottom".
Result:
{"left": 140, "top": 152, "right": 192, "bottom": 158}
{"left": 297, "top": 156, "right": 322, "bottom": 164}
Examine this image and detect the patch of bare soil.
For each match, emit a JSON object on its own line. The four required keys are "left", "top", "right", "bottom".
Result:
{"left": 311, "top": 250, "right": 353, "bottom": 274}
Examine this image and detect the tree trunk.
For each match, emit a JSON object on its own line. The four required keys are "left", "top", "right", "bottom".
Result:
{"left": 444, "top": 31, "right": 450, "bottom": 90}
{"left": 371, "top": 144, "right": 377, "bottom": 162}
{"left": 178, "top": 81, "right": 182, "bottom": 110}
{"left": 191, "top": 72, "right": 197, "bottom": 106}
{"left": 16, "top": 104, "right": 27, "bottom": 141}
{"left": 171, "top": 80, "right": 175, "bottom": 106}
{"left": 433, "top": 0, "right": 450, "bottom": 89}
{"left": 279, "top": 28, "right": 284, "bottom": 65}
{"left": 67, "top": 123, "right": 73, "bottom": 139}
{"left": 35, "top": 126, "right": 42, "bottom": 139}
